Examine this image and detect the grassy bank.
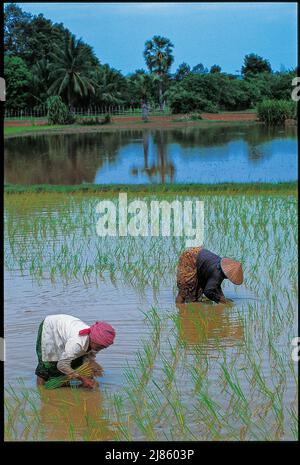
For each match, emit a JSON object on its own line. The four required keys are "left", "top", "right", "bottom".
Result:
{"left": 4, "top": 124, "right": 67, "bottom": 137}
{"left": 4, "top": 117, "right": 259, "bottom": 138}
{"left": 4, "top": 182, "right": 297, "bottom": 196}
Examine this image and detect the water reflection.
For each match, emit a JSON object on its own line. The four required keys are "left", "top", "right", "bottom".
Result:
{"left": 38, "top": 386, "right": 115, "bottom": 440}
{"left": 4, "top": 125, "right": 297, "bottom": 184}
{"left": 131, "top": 130, "right": 175, "bottom": 182}
{"left": 176, "top": 302, "right": 244, "bottom": 351}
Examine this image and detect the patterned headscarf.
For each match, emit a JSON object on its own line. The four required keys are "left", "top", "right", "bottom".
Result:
{"left": 79, "top": 321, "right": 116, "bottom": 347}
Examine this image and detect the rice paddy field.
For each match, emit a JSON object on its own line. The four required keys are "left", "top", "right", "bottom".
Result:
{"left": 4, "top": 185, "right": 298, "bottom": 441}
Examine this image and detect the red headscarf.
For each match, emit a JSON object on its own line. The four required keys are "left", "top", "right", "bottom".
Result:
{"left": 79, "top": 321, "right": 116, "bottom": 347}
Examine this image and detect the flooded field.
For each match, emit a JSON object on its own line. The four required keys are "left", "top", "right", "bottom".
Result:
{"left": 4, "top": 124, "right": 297, "bottom": 184}
{"left": 4, "top": 190, "right": 298, "bottom": 440}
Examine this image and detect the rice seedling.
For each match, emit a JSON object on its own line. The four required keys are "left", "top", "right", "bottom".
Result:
{"left": 289, "top": 406, "right": 299, "bottom": 440}
{"left": 44, "top": 362, "right": 93, "bottom": 389}
{"left": 4, "top": 185, "right": 298, "bottom": 441}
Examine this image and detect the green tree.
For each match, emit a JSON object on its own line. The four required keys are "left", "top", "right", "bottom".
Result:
{"left": 143, "top": 35, "right": 174, "bottom": 110}
{"left": 91, "top": 64, "right": 128, "bottom": 106}
{"left": 166, "top": 72, "right": 258, "bottom": 112}
{"left": 48, "top": 32, "right": 96, "bottom": 106}
{"left": 210, "top": 64, "right": 222, "bottom": 73}
{"left": 241, "top": 53, "right": 272, "bottom": 77}
{"left": 174, "top": 62, "right": 191, "bottom": 81}
{"left": 30, "top": 58, "right": 51, "bottom": 106}
{"left": 127, "top": 71, "right": 151, "bottom": 104}
{"left": 4, "top": 3, "right": 100, "bottom": 69}
{"left": 47, "top": 95, "right": 74, "bottom": 124}
{"left": 191, "top": 63, "right": 208, "bottom": 74}
{"left": 4, "top": 3, "right": 67, "bottom": 66}
{"left": 166, "top": 87, "right": 218, "bottom": 114}
{"left": 4, "top": 3, "right": 32, "bottom": 56}
{"left": 4, "top": 55, "right": 33, "bottom": 109}
{"left": 269, "top": 70, "right": 297, "bottom": 100}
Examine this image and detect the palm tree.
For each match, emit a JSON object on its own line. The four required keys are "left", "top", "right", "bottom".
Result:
{"left": 31, "top": 58, "right": 51, "bottom": 105}
{"left": 92, "top": 64, "right": 127, "bottom": 106}
{"left": 133, "top": 73, "right": 148, "bottom": 101}
{"left": 175, "top": 62, "right": 191, "bottom": 81}
{"left": 48, "top": 32, "right": 95, "bottom": 106}
{"left": 143, "top": 35, "right": 174, "bottom": 110}
{"left": 128, "top": 71, "right": 154, "bottom": 104}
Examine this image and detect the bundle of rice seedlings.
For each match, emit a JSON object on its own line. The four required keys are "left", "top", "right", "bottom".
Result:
{"left": 44, "top": 363, "right": 93, "bottom": 390}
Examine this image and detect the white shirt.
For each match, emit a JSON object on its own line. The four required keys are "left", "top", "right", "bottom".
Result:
{"left": 41, "top": 314, "right": 91, "bottom": 362}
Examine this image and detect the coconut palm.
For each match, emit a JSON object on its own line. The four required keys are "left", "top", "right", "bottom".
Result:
{"left": 143, "top": 35, "right": 174, "bottom": 110}
{"left": 127, "top": 71, "right": 155, "bottom": 105}
{"left": 48, "top": 31, "right": 95, "bottom": 106}
{"left": 92, "top": 64, "right": 127, "bottom": 106}
{"left": 31, "top": 58, "right": 51, "bottom": 105}
{"left": 132, "top": 73, "right": 149, "bottom": 100}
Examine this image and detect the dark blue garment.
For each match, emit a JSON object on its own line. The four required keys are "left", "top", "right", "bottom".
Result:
{"left": 196, "top": 249, "right": 226, "bottom": 303}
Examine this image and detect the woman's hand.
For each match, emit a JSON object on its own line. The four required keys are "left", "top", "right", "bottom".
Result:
{"left": 219, "top": 296, "right": 234, "bottom": 304}
{"left": 89, "top": 361, "right": 103, "bottom": 377}
{"left": 176, "top": 293, "right": 185, "bottom": 304}
{"left": 79, "top": 376, "right": 96, "bottom": 389}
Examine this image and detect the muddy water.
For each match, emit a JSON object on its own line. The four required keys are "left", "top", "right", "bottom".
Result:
{"left": 4, "top": 273, "right": 251, "bottom": 388}
{"left": 4, "top": 193, "right": 298, "bottom": 440}
{"left": 4, "top": 271, "right": 253, "bottom": 440}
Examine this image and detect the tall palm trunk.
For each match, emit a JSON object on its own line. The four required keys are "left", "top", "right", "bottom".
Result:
{"left": 158, "top": 77, "right": 164, "bottom": 111}
{"left": 67, "top": 86, "right": 72, "bottom": 107}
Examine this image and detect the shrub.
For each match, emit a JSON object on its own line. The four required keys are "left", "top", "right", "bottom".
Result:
{"left": 76, "top": 116, "right": 102, "bottom": 125}
{"left": 201, "top": 101, "right": 219, "bottom": 113}
{"left": 76, "top": 114, "right": 111, "bottom": 125}
{"left": 257, "top": 99, "right": 297, "bottom": 125}
{"left": 167, "top": 89, "right": 218, "bottom": 114}
{"left": 172, "top": 113, "right": 203, "bottom": 122}
{"left": 4, "top": 55, "right": 33, "bottom": 110}
{"left": 47, "top": 96, "right": 75, "bottom": 125}
{"left": 64, "top": 112, "right": 76, "bottom": 124}
{"left": 102, "top": 114, "right": 111, "bottom": 124}
{"left": 190, "top": 113, "right": 203, "bottom": 120}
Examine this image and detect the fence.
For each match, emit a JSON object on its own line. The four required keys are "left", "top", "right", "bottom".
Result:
{"left": 4, "top": 105, "right": 171, "bottom": 119}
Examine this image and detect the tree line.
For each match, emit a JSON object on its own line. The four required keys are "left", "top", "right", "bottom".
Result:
{"left": 4, "top": 3, "right": 297, "bottom": 114}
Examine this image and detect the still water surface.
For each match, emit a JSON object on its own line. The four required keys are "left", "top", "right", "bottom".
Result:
{"left": 4, "top": 124, "right": 297, "bottom": 184}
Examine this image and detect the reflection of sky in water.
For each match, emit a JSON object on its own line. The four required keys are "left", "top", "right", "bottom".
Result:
{"left": 95, "top": 136, "right": 297, "bottom": 184}
{"left": 5, "top": 126, "right": 298, "bottom": 185}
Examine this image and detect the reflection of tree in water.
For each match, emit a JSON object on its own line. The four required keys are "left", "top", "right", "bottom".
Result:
{"left": 167, "top": 124, "right": 296, "bottom": 149}
{"left": 247, "top": 143, "right": 263, "bottom": 162}
{"left": 176, "top": 302, "right": 244, "bottom": 351}
{"left": 4, "top": 125, "right": 296, "bottom": 184}
{"left": 245, "top": 125, "right": 297, "bottom": 164}
{"left": 131, "top": 129, "right": 175, "bottom": 183}
{"left": 163, "top": 125, "right": 296, "bottom": 163}
{"left": 38, "top": 385, "right": 115, "bottom": 440}
{"left": 5, "top": 132, "right": 134, "bottom": 185}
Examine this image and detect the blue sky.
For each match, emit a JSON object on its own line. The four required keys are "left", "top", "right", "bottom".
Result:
{"left": 15, "top": 2, "right": 297, "bottom": 74}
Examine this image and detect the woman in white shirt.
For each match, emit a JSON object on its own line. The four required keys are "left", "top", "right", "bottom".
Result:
{"left": 35, "top": 314, "right": 116, "bottom": 389}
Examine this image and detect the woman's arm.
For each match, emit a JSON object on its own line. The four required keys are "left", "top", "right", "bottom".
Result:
{"left": 83, "top": 351, "right": 103, "bottom": 376}
{"left": 203, "top": 276, "right": 226, "bottom": 304}
{"left": 176, "top": 292, "right": 185, "bottom": 304}
{"left": 57, "top": 357, "right": 78, "bottom": 377}
{"left": 57, "top": 357, "right": 95, "bottom": 388}
{"left": 203, "top": 289, "right": 222, "bottom": 303}
{"left": 57, "top": 341, "right": 96, "bottom": 388}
